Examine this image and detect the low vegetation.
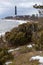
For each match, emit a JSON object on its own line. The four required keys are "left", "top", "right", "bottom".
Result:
{"left": 0, "top": 18, "right": 43, "bottom": 65}
{"left": 0, "top": 47, "right": 13, "bottom": 65}
{"left": 4, "top": 18, "right": 43, "bottom": 50}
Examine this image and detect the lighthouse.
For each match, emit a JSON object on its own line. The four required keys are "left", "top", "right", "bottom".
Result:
{"left": 15, "top": 6, "right": 17, "bottom": 16}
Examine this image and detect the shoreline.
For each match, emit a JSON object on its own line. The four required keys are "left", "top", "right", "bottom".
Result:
{"left": 0, "top": 19, "right": 27, "bottom": 36}
{"left": 0, "top": 19, "right": 38, "bottom": 36}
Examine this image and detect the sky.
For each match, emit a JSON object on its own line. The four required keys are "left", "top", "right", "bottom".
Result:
{"left": 0, "top": 0, "right": 42, "bottom": 18}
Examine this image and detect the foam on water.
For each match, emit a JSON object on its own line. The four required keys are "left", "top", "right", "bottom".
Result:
{"left": 18, "top": 20, "right": 27, "bottom": 24}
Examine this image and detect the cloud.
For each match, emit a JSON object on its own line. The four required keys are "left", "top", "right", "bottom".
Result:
{"left": 0, "top": 0, "right": 13, "bottom": 8}
{"left": 0, "top": 0, "right": 42, "bottom": 18}
{"left": 0, "top": 8, "right": 5, "bottom": 14}
{"left": 0, "top": 0, "right": 42, "bottom": 8}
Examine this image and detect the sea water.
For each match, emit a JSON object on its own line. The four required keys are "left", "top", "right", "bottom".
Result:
{"left": 0, "top": 19, "right": 26, "bottom": 35}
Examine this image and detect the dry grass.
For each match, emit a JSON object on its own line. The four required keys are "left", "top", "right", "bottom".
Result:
{"left": 9, "top": 51, "right": 40, "bottom": 65}
{"left": 9, "top": 45, "right": 43, "bottom": 65}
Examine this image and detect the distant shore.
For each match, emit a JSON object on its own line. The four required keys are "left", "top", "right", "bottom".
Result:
{"left": 4, "top": 15, "right": 38, "bottom": 21}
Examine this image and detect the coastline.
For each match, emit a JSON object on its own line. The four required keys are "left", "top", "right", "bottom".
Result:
{"left": 0, "top": 18, "right": 38, "bottom": 36}
{"left": 0, "top": 19, "right": 27, "bottom": 36}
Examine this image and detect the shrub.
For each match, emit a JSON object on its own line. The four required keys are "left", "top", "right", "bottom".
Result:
{"left": 0, "top": 48, "right": 13, "bottom": 65}
{"left": 5, "top": 23, "right": 33, "bottom": 47}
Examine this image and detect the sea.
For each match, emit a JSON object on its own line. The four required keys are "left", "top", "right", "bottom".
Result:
{"left": 0, "top": 19, "right": 26, "bottom": 35}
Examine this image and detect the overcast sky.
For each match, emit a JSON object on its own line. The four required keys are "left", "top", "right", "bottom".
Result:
{"left": 0, "top": 0, "right": 42, "bottom": 18}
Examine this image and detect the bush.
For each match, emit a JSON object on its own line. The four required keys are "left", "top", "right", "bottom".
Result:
{"left": 0, "top": 48, "right": 13, "bottom": 65}
{"left": 32, "top": 31, "right": 43, "bottom": 50}
{"left": 5, "top": 22, "right": 33, "bottom": 47}
{"left": 5, "top": 21, "right": 43, "bottom": 49}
